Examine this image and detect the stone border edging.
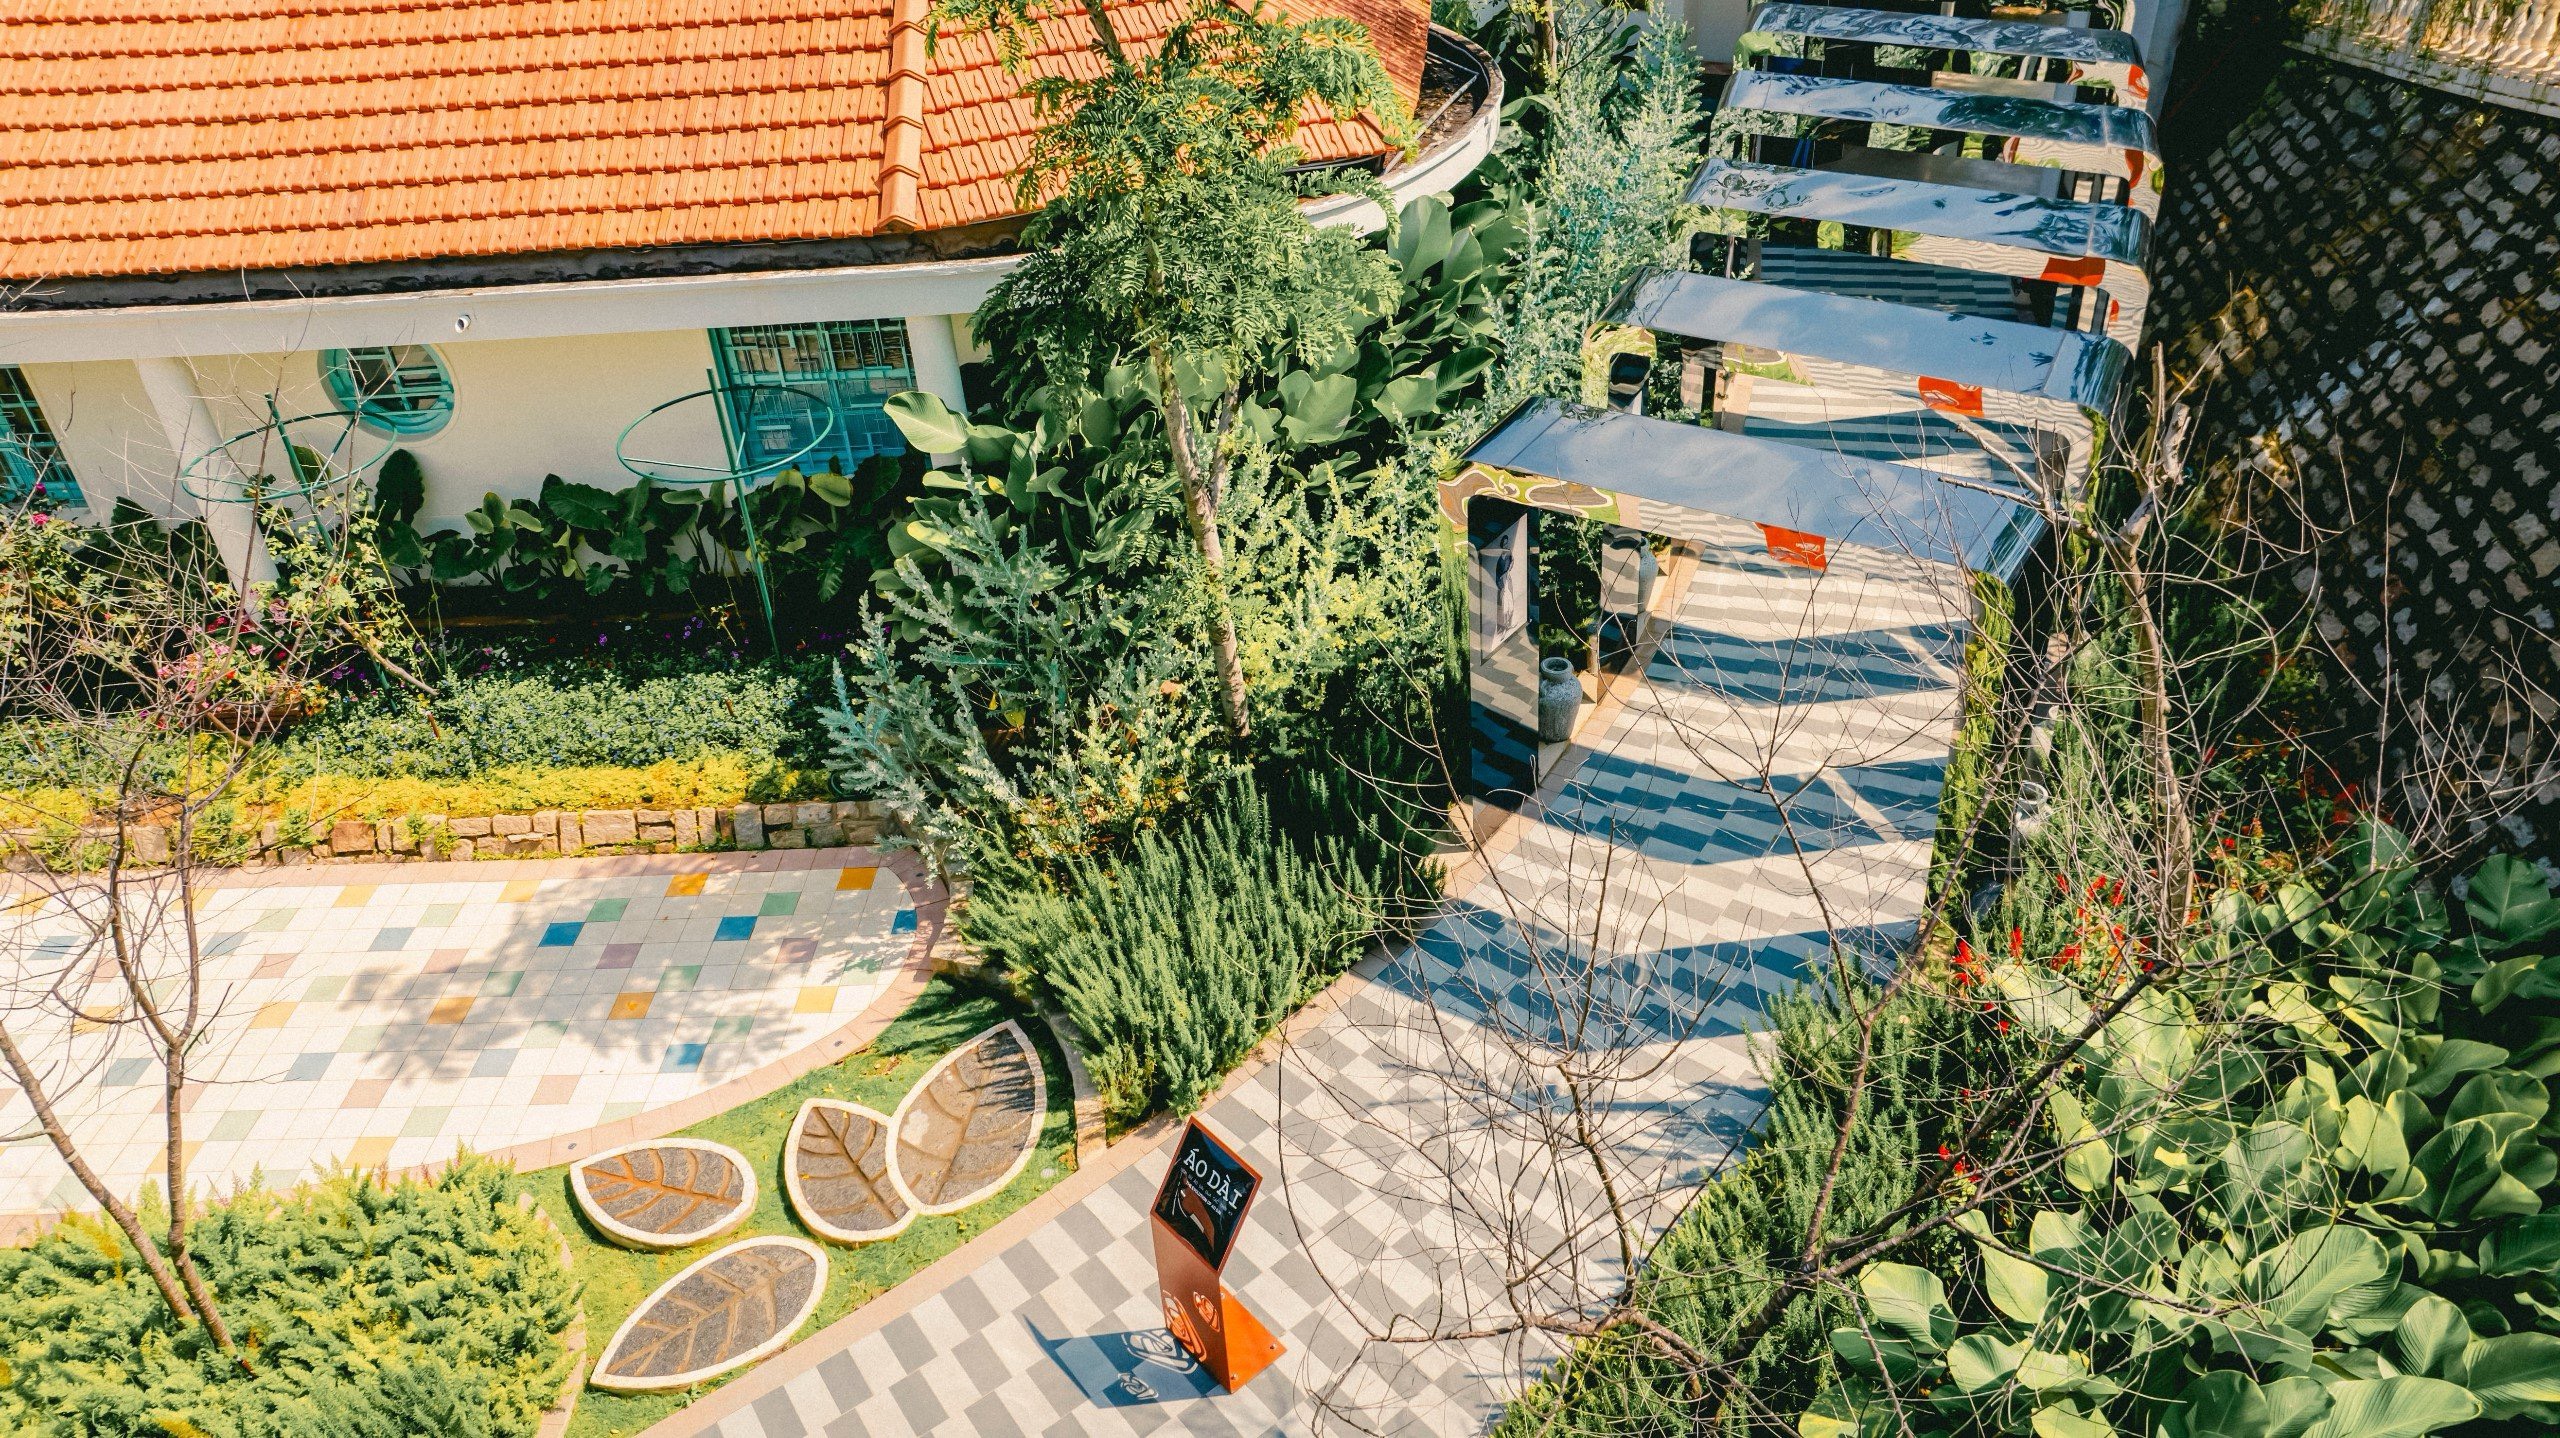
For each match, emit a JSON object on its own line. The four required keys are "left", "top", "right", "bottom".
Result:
{"left": 527, "top": 1194, "right": 589, "bottom": 1438}
{"left": 1037, "top": 1005, "right": 1107, "bottom": 1158}
{"left": 0, "top": 845, "right": 947, "bottom": 1246}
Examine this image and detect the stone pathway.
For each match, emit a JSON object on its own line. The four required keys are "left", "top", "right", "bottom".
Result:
{"left": 659, "top": 523, "right": 1973, "bottom": 1437}
{"left": 0, "top": 848, "right": 932, "bottom": 1238}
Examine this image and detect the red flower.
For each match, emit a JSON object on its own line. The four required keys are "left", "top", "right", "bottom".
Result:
{"left": 1996, "top": 1019, "right": 2010, "bottom": 1033}
{"left": 2009, "top": 926, "right": 2024, "bottom": 957}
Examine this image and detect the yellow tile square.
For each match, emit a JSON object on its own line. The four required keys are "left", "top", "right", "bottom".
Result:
{"left": 71, "top": 1005, "right": 120, "bottom": 1035}
{"left": 427, "top": 996, "right": 474, "bottom": 1025}
{"left": 665, "top": 873, "right": 707, "bottom": 897}
{"left": 5, "top": 890, "right": 45, "bottom": 914}
{"left": 344, "top": 1136, "right": 395, "bottom": 1171}
{"left": 609, "top": 991, "right": 654, "bottom": 1021}
{"left": 249, "top": 1001, "right": 296, "bottom": 1030}
{"left": 499, "top": 879, "right": 541, "bottom": 903}
{"left": 333, "top": 884, "right": 376, "bottom": 909}
{"left": 835, "top": 867, "right": 878, "bottom": 892}
{"left": 795, "top": 986, "right": 838, "bottom": 1014}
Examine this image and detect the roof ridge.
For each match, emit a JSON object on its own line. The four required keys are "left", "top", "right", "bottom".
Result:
{"left": 876, "top": 0, "right": 931, "bottom": 232}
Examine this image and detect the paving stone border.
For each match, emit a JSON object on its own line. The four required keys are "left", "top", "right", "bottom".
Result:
{"left": 5, "top": 799, "right": 895, "bottom": 871}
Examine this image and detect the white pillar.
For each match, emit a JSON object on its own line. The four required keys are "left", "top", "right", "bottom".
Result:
{"left": 902, "top": 314, "right": 970, "bottom": 464}
{"left": 133, "top": 356, "right": 273, "bottom": 590}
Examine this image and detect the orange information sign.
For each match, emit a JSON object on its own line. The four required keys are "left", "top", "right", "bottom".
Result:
{"left": 1150, "top": 1120, "right": 1285, "bottom": 1391}
{"left": 1761, "top": 524, "right": 1828, "bottom": 570}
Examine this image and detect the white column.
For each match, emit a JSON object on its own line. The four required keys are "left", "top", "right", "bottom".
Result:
{"left": 133, "top": 356, "right": 273, "bottom": 590}
{"left": 902, "top": 314, "right": 970, "bottom": 464}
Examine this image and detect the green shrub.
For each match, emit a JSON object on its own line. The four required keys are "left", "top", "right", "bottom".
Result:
{"left": 0, "top": 1157, "right": 577, "bottom": 1438}
{"left": 964, "top": 776, "right": 1388, "bottom": 1125}
{"left": 285, "top": 664, "right": 812, "bottom": 779}
{"left": 1803, "top": 831, "right": 2560, "bottom": 1438}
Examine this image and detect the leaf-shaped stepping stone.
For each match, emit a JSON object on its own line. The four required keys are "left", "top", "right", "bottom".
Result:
{"left": 889, "top": 1019, "right": 1046, "bottom": 1216}
{"left": 785, "top": 1099, "right": 914, "bottom": 1244}
{"left": 571, "top": 1138, "right": 756, "bottom": 1250}
{"left": 589, "top": 1236, "right": 827, "bottom": 1394}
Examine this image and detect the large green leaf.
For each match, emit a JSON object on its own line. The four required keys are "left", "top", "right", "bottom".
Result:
{"left": 1947, "top": 1332, "right": 2025, "bottom": 1392}
{"left": 2480, "top": 1213, "right": 2560, "bottom": 1275}
{"left": 2032, "top": 1405, "right": 2114, "bottom": 1438}
{"left": 2467, "top": 855, "right": 2560, "bottom": 944}
{"left": 1978, "top": 1238, "right": 2049, "bottom": 1325}
{"left": 2444, "top": 1333, "right": 2560, "bottom": 1418}
{"left": 1374, "top": 372, "right": 1441, "bottom": 425}
{"left": 884, "top": 390, "right": 970, "bottom": 454}
{"left": 1278, "top": 372, "right": 1357, "bottom": 446}
{"left": 2298, "top": 1377, "right": 2478, "bottom": 1438}
{"left": 1857, "top": 1262, "right": 1953, "bottom": 1354}
{"left": 2392, "top": 1294, "right": 2471, "bottom": 1376}
{"left": 2237, "top": 1225, "right": 2390, "bottom": 1337}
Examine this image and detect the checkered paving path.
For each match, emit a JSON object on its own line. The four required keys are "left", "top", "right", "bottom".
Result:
{"left": 672, "top": 526, "right": 1973, "bottom": 1438}
{"left": 0, "top": 850, "right": 920, "bottom": 1226}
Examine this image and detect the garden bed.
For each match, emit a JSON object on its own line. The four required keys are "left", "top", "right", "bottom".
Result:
{"left": 510, "top": 978, "right": 1077, "bottom": 1438}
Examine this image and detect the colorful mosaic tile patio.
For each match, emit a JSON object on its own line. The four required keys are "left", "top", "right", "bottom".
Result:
{"left": 0, "top": 850, "right": 924, "bottom": 1227}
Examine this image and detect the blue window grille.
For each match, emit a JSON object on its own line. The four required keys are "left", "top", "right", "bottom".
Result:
{"left": 320, "top": 345, "right": 455, "bottom": 437}
{"left": 709, "top": 321, "right": 914, "bottom": 475}
{"left": 0, "top": 366, "right": 83, "bottom": 509}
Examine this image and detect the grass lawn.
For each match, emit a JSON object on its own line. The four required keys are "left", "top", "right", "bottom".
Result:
{"left": 512, "top": 976, "right": 1079, "bottom": 1438}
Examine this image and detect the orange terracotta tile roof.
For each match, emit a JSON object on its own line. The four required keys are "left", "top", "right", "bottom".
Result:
{"left": 0, "top": 0, "right": 1429, "bottom": 282}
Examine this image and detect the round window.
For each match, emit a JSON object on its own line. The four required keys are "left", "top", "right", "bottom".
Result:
{"left": 320, "top": 345, "right": 454, "bottom": 437}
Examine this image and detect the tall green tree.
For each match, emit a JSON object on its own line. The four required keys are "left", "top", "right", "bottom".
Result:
{"left": 934, "top": 0, "right": 1412, "bottom": 737}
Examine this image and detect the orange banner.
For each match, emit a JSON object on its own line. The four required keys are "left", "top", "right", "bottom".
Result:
{"left": 1762, "top": 525, "right": 1828, "bottom": 570}
{"left": 1917, "top": 376, "right": 1985, "bottom": 417}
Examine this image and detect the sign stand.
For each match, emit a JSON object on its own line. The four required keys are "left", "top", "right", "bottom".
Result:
{"left": 1149, "top": 1119, "right": 1285, "bottom": 1392}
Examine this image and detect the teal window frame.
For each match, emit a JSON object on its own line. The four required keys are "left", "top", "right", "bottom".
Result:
{"left": 320, "top": 345, "right": 455, "bottom": 437}
{"left": 708, "top": 321, "right": 914, "bottom": 475}
{"left": 0, "top": 366, "right": 83, "bottom": 509}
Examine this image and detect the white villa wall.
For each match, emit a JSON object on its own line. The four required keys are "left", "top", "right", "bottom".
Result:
{"left": 174, "top": 330, "right": 729, "bottom": 526}
{"left": 18, "top": 358, "right": 188, "bottom": 521}
{"left": 16, "top": 320, "right": 972, "bottom": 530}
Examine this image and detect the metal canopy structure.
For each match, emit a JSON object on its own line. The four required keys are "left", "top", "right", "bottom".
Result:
{"left": 1615, "top": 268, "right": 2126, "bottom": 412}
{"left": 1445, "top": 397, "right": 2042, "bottom": 579}
{"left": 1686, "top": 159, "right": 2153, "bottom": 347}
{"left": 1442, "top": 396, "right": 2042, "bottom": 803}
{"left": 1715, "top": 71, "right": 2165, "bottom": 216}
{"left": 1740, "top": 5, "right": 2149, "bottom": 105}
{"left": 1587, "top": 269, "right": 2124, "bottom": 497}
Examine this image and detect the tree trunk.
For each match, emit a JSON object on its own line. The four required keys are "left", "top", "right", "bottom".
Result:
{"left": 160, "top": 806, "right": 240, "bottom": 1360}
{"left": 1155, "top": 355, "right": 1252, "bottom": 739}
{"left": 0, "top": 1023, "right": 200, "bottom": 1323}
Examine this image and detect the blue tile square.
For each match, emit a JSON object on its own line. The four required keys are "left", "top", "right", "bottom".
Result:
{"left": 660, "top": 1043, "right": 706, "bottom": 1073}
{"left": 285, "top": 1052, "right": 332, "bottom": 1082}
{"left": 370, "top": 926, "right": 414, "bottom": 952}
{"left": 714, "top": 915, "right": 757, "bottom": 942}
{"left": 891, "top": 909, "right": 918, "bottom": 935}
{"left": 540, "top": 922, "right": 584, "bottom": 948}
{"left": 472, "top": 1048, "right": 517, "bottom": 1078}
{"left": 102, "top": 1056, "right": 151, "bottom": 1086}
